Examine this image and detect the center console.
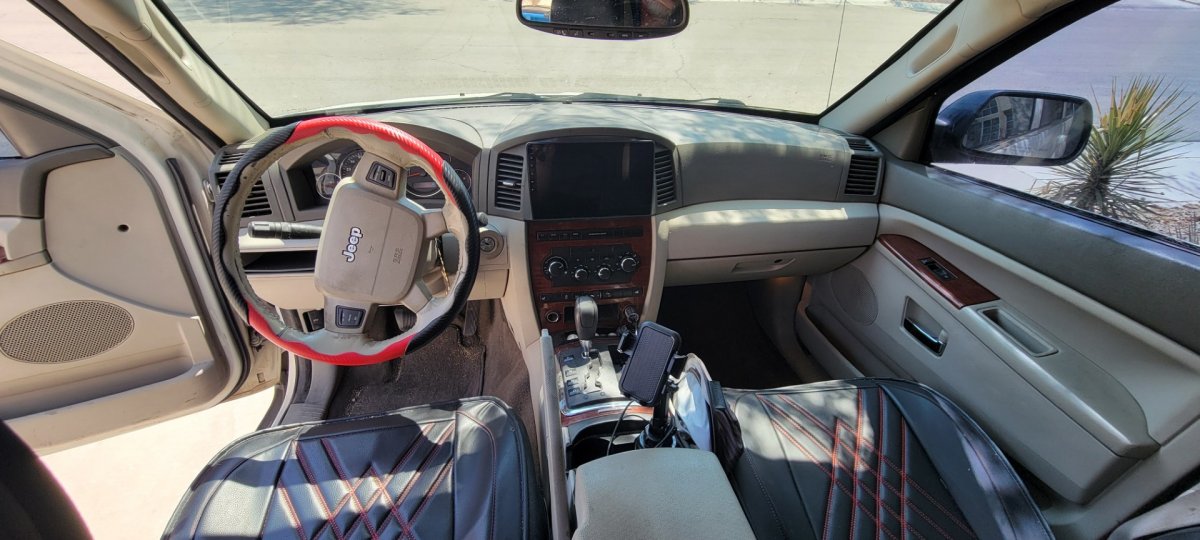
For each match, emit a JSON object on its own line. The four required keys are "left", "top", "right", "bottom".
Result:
{"left": 524, "top": 136, "right": 752, "bottom": 535}
{"left": 528, "top": 218, "right": 651, "bottom": 332}
{"left": 524, "top": 137, "right": 656, "bottom": 333}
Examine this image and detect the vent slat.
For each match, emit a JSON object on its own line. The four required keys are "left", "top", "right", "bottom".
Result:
{"left": 494, "top": 153, "right": 524, "bottom": 211}
{"left": 845, "top": 137, "right": 875, "bottom": 152}
{"left": 213, "top": 144, "right": 274, "bottom": 218}
{"left": 843, "top": 154, "right": 880, "bottom": 196}
{"left": 653, "top": 148, "right": 676, "bottom": 206}
{"left": 218, "top": 150, "right": 248, "bottom": 165}
{"left": 841, "top": 136, "right": 881, "bottom": 197}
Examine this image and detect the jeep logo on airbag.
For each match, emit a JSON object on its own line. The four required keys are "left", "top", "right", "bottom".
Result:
{"left": 343, "top": 227, "right": 363, "bottom": 262}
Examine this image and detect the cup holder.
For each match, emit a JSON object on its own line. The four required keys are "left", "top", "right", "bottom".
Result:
{"left": 567, "top": 418, "right": 647, "bottom": 470}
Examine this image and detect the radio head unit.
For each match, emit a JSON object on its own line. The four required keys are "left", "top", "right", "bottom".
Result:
{"left": 528, "top": 140, "right": 654, "bottom": 220}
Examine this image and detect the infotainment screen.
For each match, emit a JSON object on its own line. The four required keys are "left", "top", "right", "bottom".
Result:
{"left": 528, "top": 140, "right": 654, "bottom": 220}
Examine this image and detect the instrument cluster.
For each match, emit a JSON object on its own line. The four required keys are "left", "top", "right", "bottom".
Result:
{"left": 309, "top": 146, "right": 473, "bottom": 202}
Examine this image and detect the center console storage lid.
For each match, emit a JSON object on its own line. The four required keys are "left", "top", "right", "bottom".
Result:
{"left": 572, "top": 448, "right": 754, "bottom": 540}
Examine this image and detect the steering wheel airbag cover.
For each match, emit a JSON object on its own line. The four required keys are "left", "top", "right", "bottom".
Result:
{"left": 211, "top": 117, "right": 479, "bottom": 365}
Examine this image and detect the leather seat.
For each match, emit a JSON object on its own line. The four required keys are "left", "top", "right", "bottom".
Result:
{"left": 164, "top": 397, "right": 545, "bottom": 540}
{"left": 724, "top": 379, "right": 1052, "bottom": 540}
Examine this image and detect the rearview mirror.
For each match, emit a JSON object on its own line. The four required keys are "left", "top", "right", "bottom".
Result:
{"left": 931, "top": 91, "right": 1092, "bottom": 166}
{"left": 518, "top": 0, "right": 689, "bottom": 40}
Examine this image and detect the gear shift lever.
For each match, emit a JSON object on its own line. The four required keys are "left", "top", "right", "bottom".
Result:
{"left": 574, "top": 295, "right": 599, "bottom": 357}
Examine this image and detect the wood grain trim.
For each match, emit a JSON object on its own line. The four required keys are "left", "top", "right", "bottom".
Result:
{"left": 561, "top": 405, "right": 654, "bottom": 427}
{"left": 878, "top": 234, "right": 998, "bottom": 309}
{"left": 528, "top": 217, "right": 652, "bottom": 333}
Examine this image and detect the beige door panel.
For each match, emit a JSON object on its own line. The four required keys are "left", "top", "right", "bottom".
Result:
{"left": 876, "top": 206, "right": 1200, "bottom": 443}
{"left": 45, "top": 155, "right": 196, "bottom": 314}
{"left": 0, "top": 264, "right": 222, "bottom": 452}
{"left": 0, "top": 154, "right": 234, "bottom": 452}
{"left": 0, "top": 41, "right": 250, "bottom": 452}
{"left": 807, "top": 243, "right": 1133, "bottom": 503}
{"left": 804, "top": 203, "right": 1200, "bottom": 536}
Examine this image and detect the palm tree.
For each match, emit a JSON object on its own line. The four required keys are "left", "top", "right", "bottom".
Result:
{"left": 1036, "top": 77, "right": 1195, "bottom": 226}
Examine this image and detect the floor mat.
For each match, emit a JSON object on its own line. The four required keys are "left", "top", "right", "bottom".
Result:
{"left": 657, "top": 282, "right": 803, "bottom": 389}
{"left": 331, "top": 324, "right": 484, "bottom": 418}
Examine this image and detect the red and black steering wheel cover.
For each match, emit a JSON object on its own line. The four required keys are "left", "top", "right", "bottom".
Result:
{"left": 211, "top": 117, "right": 480, "bottom": 364}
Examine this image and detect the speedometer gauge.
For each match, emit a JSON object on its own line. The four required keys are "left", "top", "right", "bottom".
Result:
{"left": 338, "top": 149, "right": 364, "bottom": 178}
{"left": 406, "top": 168, "right": 440, "bottom": 198}
{"left": 315, "top": 173, "right": 340, "bottom": 199}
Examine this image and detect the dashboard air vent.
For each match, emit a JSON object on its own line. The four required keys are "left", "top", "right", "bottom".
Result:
{"left": 212, "top": 146, "right": 273, "bottom": 218}
{"left": 845, "top": 137, "right": 875, "bottom": 152}
{"left": 494, "top": 153, "right": 524, "bottom": 211}
{"left": 844, "top": 155, "right": 881, "bottom": 196}
{"left": 653, "top": 148, "right": 677, "bottom": 206}
{"left": 218, "top": 150, "right": 246, "bottom": 166}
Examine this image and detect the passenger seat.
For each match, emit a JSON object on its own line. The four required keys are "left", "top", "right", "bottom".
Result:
{"left": 724, "top": 379, "right": 1052, "bottom": 540}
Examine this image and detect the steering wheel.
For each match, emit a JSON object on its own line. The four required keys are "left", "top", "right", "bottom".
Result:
{"left": 211, "top": 117, "right": 479, "bottom": 365}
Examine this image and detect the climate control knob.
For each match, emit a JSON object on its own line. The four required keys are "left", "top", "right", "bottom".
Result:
{"left": 543, "top": 256, "right": 568, "bottom": 280}
{"left": 595, "top": 265, "right": 613, "bottom": 281}
{"left": 572, "top": 267, "right": 591, "bottom": 281}
{"left": 618, "top": 253, "right": 640, "bottom": 273}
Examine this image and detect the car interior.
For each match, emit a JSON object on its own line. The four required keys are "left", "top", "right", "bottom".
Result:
{"left": 0, "top": 0, "right": 1198, "bottom": 538}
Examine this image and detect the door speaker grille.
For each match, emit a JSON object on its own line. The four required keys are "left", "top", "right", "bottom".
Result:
{"left": 0, "top": 301, "right": 134, "bottom": 364}
{"left": 830, "top": 265, "right": 878, "bottom": 325}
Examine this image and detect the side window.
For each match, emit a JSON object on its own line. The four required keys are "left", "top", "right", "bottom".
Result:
{"left": 932, "top": 0, "right": 1199, "bottom": 248}
{"left": 0, "top": 128, "right": 19, "bottom": 159}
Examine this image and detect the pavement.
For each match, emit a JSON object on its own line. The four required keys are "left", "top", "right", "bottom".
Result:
{"left": 40, "top": 391, "right": 275, "bottom": 539}
{"left": 160, "top": 0, "right": 942, "bottom": 116}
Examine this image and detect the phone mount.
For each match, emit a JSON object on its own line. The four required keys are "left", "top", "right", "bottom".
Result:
{"left": 619, "top": 321, "right": 686, "bottom": 449}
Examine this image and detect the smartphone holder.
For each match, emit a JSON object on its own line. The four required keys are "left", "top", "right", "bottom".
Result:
{"left": 619, "top": 321, "right": 686, "bottom": 449}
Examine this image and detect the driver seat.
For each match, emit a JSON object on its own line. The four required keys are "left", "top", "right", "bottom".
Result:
{"left": 163, "top": 397, "right": 545, "bottom": 540}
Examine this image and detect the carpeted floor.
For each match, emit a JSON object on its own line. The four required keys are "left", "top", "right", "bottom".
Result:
{"left": 656, "top": 282, "right": 804, "bottom": 390}
{"left": 329, "top": 324, "right": 485, "bottom": 418}
{"left": 326, "top": 301, "right": 536, "bottom": 439}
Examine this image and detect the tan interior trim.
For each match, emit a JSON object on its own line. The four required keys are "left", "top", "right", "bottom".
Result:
{"left": 57, "top": 0, "right": 267, "bottom": 142}
{"left": 821, "top": 0, "right": 1072, "bottom": 135}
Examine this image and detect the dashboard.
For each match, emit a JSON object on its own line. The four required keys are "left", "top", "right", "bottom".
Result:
{"left": 302, "top": 145, "right": 474, "bottom": 205}
{"left": 221, "top": 102, "right": 884, "bottom": 329}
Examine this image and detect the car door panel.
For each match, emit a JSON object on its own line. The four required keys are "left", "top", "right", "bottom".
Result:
{"left": 807, "top": 240, "right": 1138, "bottom": 503}
{"left": 885, "top": 159, "right": 1200, "bottom": 355}
{"left": 0, "top": 150, "right": 233, "bottom": 451}
{"left": 804, "top": 158, "right": 1200, "bottom": 532}
{"left": 0, "top": 44, "right": 252, "bottom": 452}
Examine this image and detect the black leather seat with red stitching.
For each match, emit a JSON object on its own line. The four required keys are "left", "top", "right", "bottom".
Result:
{"left": 163, "top": 397, "right": 545, "bottom": 540}
{"left": 724, "top": 379, "right": 1052, "bottom": 540}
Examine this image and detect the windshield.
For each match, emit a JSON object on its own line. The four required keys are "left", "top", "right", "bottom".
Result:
{"left": 161, "top": 0, "right": 952, "bottom": 117}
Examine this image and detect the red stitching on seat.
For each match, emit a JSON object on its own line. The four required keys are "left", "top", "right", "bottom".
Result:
{"left": 321, "top": 438, "right": 380, "bottom": 540}
{"left": 295, "top": 441, "right": 345, "bottom": 540}
{"left": 368, "top": 423, "right": 438, "bottom": 535}
{"left": 821, "top": 419, "right": 841, "bottom": 540}
{"left": 877, "top": 389, "right": 886, "bottom": 540}
{"left": 341, "top": 464, "right": 387, "bottom": 539}
{"left": 851, "top": 390, "right": 865, "bottom": 540}
{"left": 457, "top": 410, "right": 499, "bottom": 540}
{"left": 758, "top": 396, "right": 951, "bottom": 540}
{"left": 901, "top": 417, "right": 909, "bottom": 540}
{"left": 276, "top": 478, "right": 308, "bottom": 540}
{"left": 377, "top": 423, "right": 455, "bottom": 538}
{"left": 758, "top": 399, "right": 899, "bottom": 540}
{"left": 775, "top": 393, "right": 977, "bottom": 538}
{"left": 407, "top": 457, "right": 455, "bottom": 531}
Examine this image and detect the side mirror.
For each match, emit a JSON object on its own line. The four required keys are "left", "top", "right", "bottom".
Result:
{"left": 518, "top": 0, "right": 689, "bottom": 40}
{"left": 931, "top": 91, "right": 1092, "bottom": 166}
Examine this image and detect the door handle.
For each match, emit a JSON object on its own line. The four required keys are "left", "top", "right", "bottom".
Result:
{"left": 904, "top": 317, "right": 947, "bottom": 355}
